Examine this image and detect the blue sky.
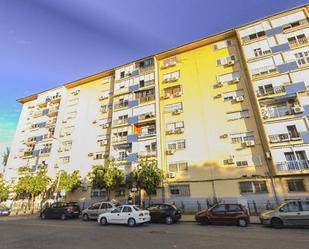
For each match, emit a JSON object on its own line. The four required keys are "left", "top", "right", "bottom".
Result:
{"left": 0, "top": 0, "right": 308, "bottom": 168}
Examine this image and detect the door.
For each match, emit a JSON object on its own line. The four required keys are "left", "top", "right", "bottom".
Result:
{"left": 88, "top": 203, "right": 101, "bottom": 219}
{"left": 208, "top": 204, "right": 227, "bottom": 224}
{"left": 300, "top": 201, "right": 309, "bottom": 226}
{"left": 148, "top": 205, "right": 160, "bottom": 222}
{"left": 295, "top": 151, "right": 309, "bottom": 170}
{"left": 108, "top": 206, "right": 123, "bottom": 223}
{"left": 158, "top": 205, "right": 170, "bottom": 222}
{"left": 45, "top": 203, "right": 57, "bottom": 218}
{"left": 279, "top": 201, "right": 302, "bottom": 226}
{"left": 226, "top": 204, "right": 243, "bottom": 224}
{"left": 121, "top": 206, "right": 133, "bottom": 224}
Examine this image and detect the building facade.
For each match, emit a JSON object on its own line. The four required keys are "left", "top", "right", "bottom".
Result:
{"left": 5, "top": 4, "right": 309, "bottom": 208}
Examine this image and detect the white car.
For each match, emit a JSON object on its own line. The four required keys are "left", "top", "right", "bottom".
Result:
{"left": 97, "top": 205, "right": 150, "bottom": 227}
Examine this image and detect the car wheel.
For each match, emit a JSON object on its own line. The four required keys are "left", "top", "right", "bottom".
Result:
{"left": 82, "top": 214, "right": 89, "bottom": 221}
{"left": 271, "top": 218, "right": 283, "bottom": 229}
{"left": 128, "top": 218, "right": 136, "bottom": 227}
{"left": 100, "top": 217, "right": 108, "bottom": 226}
{"left": 60, "top": 214, "right": 67, "bottom": 220}
{"left": 237, "top": 218, "right": 248, "bottom": 227}
{"left": 41, "top": 213, "right": 46, "bottom": 220}
{"left": 165, "top": 216, "right": 173, "bottom": 225}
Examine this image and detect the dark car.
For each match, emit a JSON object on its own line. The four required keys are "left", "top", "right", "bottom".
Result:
{"left": 0, "top": 205, "right": 10, "bottom": 216}
{"left": 195, "top": 203, "right": 249, "bottom": 227}
{"left": 40, "top": 202, "right": 80, "bottom": 220}
{"left": 147, "top": 203, "right": 182, "bottom": 224}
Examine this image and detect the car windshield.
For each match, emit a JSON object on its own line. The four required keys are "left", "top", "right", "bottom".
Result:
{"left": 133, "top": 206, "right": 141, "bottom": 211}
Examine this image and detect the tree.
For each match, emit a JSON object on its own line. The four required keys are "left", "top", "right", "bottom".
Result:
{"left": 2, "top": 147, "right": 10, "bottom": 173}
{"left": 129, "top": 160, "right": 164, "bottom": 205}
{"left": 89, "top": 159, "right": 124, "bottom": 200}
{"left": 0, "top": 174, "right": 9, "bottom": 202}
{"left": 53, "top": 170, "right": 81, "bottom": 195}
{"left": 15, "top": 167, "right": 50, "bottom": 213}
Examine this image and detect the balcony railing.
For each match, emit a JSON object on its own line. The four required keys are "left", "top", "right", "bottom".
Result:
{"left": 139, "top": 95, "right": 155, "bottom": 104}
{"left": 114, "top": 101, "right": 129, "bottom": 110}
{"left": 139, "top": 151, "right": 157, "bottom": 158}
{"left": 288, "top": 37, "right": 308, "bottom": 48}
{"left": 112, "top": 136, "right": 128, "bottom": 143}
{"left": 138, "top": 112, "right": 155, "bottom": 122}
{"left": 268, "top": 133, "right": 301, "bottom": 143}
{"left": 113, "top": 119, "right": 128, "bottom": 126}
{"left": 276, "top": 160, "right": 309, "bottom": 172}
{"left": 139, "top": 130, "right": 156, "bottom": 138}
{"left": 262, "top": 106, "right": 292, "bottom": 119}
{"left": 251, "top": 65, "right": 277, "bottom": 78}
{"left": 256, "top": 85, "right": 285, "bottom": 97}
{"left": 140, "top": 80, "right": 155, "bottom": 88}
{"left": 283, "top": 18, "right": 309, "bottom": 32}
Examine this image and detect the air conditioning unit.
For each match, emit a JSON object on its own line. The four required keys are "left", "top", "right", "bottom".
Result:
{"left": 168, "top": 172, "right": 176, "bottom": 178}
{"left": 173, "top": 92, "right": 182, "bottom": 97}
{"left": 232, "top": 77, "right": 240, "bottom": 83}
{"left": 214, "top": 94, "right": 222, "bottom": 99}
{"left": 227, "top": 60, "right": 235, "bottom": 65}
{"left": 245, "top": 140, "right": 255, "bottom": 147}
{"left": 103, "top": 123, "right": 110, "bottom": 128}
{"left": 235, "top": 96, "right": 244, "bottom": 102}
{"left": 214, "top": 82, "right": 223, "bottom": 88}
{"left": 162, "top": 93, "right": 171, "bottom": 99}
{"left": 226, "top": 158, "right": 235, "bottom": 164}
{"left": 292, "top": 105, "right": 304, "bottom": 114}
{"left": 166, "top": 130, "right": 173, "bottom": 135}
{"left": 261, "top": 108, "right": 269, "bottom": 119}
{"left": 174, "top": 128, "right": 184, "bottom": 134}
{"left": 103, "top": 140, "right": 108, "bottom": 145}
{"left": 58, "top": 148, "right": 63, "bottom": 152}
{"left": 166, "top": 149, "right": 175, "bottom": 155}
{"left": 220, "top": 134, "right": 228, "bottom": 139}
{"left": 172, "top": 109, "right": 182, "bottom": 115}
{"left": 99, "top": 96, "right": 106, "bottom": 101}
{"left": 88, "top": 153, "right": 94, "bottom": 157}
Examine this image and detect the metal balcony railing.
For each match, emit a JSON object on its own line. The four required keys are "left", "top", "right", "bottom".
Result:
{"left": 256, "top": 85, "right": 285, "bottom": 97}
{"left": 251, "top": 65, "right": 277, "bottom": 78}
{"left": 276, "top": 160, "right": 309, "bottom": 172}
{"left": 268, "top": 133, "right": 301, "bottom": 143}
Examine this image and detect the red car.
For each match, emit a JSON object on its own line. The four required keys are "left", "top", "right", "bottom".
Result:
{"left": 195, "top": 203, "right": 249, "bottom": 227}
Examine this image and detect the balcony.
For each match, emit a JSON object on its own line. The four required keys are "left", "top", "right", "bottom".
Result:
{"left": 112, "top": 136, "right": 128, "bottom": 143}
{"left": 139, "top": 95, "right": 155, "bottom": 104}
{"left": 138, "top": 130, "right": 156, "bottom": 139}
{"left": 251, "top": 65, "right": 277, "bottom": 78}
{"left": 22, "top": 151, "right": 33, "bottom": 158}
{"left": 166, "top": 128, "right": 184, "bottom": 135}
{"left": 276, "top": 160, "right": 309, "bottom": 172}
{"left": 47, "top": 108, "right": 59, "bottom": 117}
{"left": 261, "top": 105, "right": 292, "bottom": 119}
{"left": 114, "top": 100, "right": 129, "bottom": 110}
{"left": 256, "top": 85, "right": 285, "bottom": 97}
{"left": 139, "top": 151, "right": 157, "bottom": 158}
{"left": 45, "top": 119, "right": 57, "bottom": 128}
{"left": 283, "top": 18, "right": 309, "bottom": 33}
{"left": 40, "top": 148, "right": 52, "bottom": 155}
{"left": 268, "top": 133, "right": 302, "bottom": 143}
{"left": 112, "top": 119, "right": 128, "bottom": 126}
{"left": 288, "top": 37, "right": 308, "bottom": 48}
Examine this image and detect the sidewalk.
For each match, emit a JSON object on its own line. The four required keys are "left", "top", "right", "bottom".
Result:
{"left": 0, "top": 214, "right": 39, "bottom": 221}
{"left": 180, "top": 215, "right": 261, "bottom": 224}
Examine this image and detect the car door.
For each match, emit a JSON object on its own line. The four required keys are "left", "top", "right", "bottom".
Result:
{"left": 208, "top": 204, "right": 227, "bottom": 224}
{"left": 300, "top": 201, "right": 309, "bottom": 226}
{"left": 226, "top": 204, "right": 243, "bottom": 224}
{"left": 122, "top": 206, "right": 133, "bottom": 224}
{"left": 88, "top": 203, "right": 101, "bottom": 219}
{"left": 45, "top": 203, "right": 56, "bottom": 218}
{"left": 108, "top": 206, "right": 123, "bottom": 223}
{"left": 158, "top": 205, "right": 169, "bottom": 222}
{"left": 279, "top": 201, "right": 302, "bottom": 226}
{"left": 98, "top": 203, "right": 108, "bottom": 216}
{"left": 148, "top": 205, "right": 160, "bottom": 222}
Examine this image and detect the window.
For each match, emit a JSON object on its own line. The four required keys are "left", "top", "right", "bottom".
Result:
{"left": 287, "top": 179, "right": 306, "bottom": 192}
{"left": 164, "top": 85, "right": 182, "bottom": 95}
{"left": 301, "top": 201, "right": 309, "bottom": 211}
{"left": 167, "top": 140, "right": 186, "bottom": 150}
{"left": 61, "top": 156, "right": 70, "bottom": 164}
{"left": 163, "top": 71, "right": 180, "bottom": 81}
{"left": 166, "top": 121, "right": 184, "bottom": 132}
{"left": 239, "top": 181, "right": 268, "bottom": 194}
{"left": 228, "top": 204, "right": 242, "bottom": 211}
{"left": 111, "top": 207, "right": 122, "bottom": 213}
{"left": 226, "top": 110, "right": 250, "bottom": 121}
{"left": 164, "top": 102, "right": 183, "bottom": 113}
{"left": 287, "top": 125, "right": 299, "bottom": 139}
{"left": 122, "top": 206, "right": 132, "bottom": 213}
{"left": 244, "top": 31, "right": 266, "bottom": 42}
{"left": 281, "top": 201, "right": 300, "bottom": 212}
{"left": 295, "top": 51, "right": 309, "bottom": 65}
{"left": 168, "top": 162, "right": 188, "bottom": 173}
{"left": 213, "top": 40, "right": 232, "bottom": 50}
{"left": 230, "top": 132, "right": 255, "bottom": 144}
{"left": 211, "top": 204, "right": 227, "bottom": 212}
{"left": 236, "top": 161, "right": 248, "bottom": 167}
{"left": 120, "top": 71, "right": 125, "bottom": 78}
{"left": 222, "top": 90, "right": 244, "bottom": 101}
{"left": 217, "top": 55, "right": 236, "bottom": 66}
{"left": 163, "top": 56, "right": 177, "bottom": 67}
{"left": 169, "top": 184, "right": 190, "bottom": 196}
{"left": 217, "top": 71, "right": 240, "bottom": 83}
{"left": 254, "top": 48, "right": 263, "bottom": 57}
{"left": 90, "top": 203, "right": 100, "bottom": 210}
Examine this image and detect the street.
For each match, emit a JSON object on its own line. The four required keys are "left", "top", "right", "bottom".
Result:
{"left": 0, "top": 217, "right": 309, "bottom": 249}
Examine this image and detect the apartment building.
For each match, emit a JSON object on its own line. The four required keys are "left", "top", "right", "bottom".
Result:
{"left": 5, "top": 4, "right": 309, "bottom": 206}
{"left": 236, "top": 5, "right": 309, "bottom": 200}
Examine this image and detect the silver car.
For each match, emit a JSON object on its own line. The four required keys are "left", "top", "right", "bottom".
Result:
{"left": 82, "top": 202, "right": 119, "bottom": 221}
{"left": 260, "top": 200, "right": 309, "bottom": 228}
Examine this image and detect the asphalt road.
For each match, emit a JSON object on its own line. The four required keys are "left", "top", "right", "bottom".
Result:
{"left": 0, "top": 217, "right": 309, "bottom": 249}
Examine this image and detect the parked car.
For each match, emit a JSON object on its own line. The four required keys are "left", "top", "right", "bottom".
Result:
{"left": 195, "top": 203, "right": 249, "bottom": 227}
{"left": 260, "top": 200, "right": 309, "bottom": 228}
{"left": 40, "top": 202, "right": 81, "bottom": 220}
{"left": 97, "top": 205, "right": 150, "bottom": 227}
{"left": 0, "top": 205, "right": 10, "bottom": 216}
{"left": 147, "top": 203, "right": 181, "bottom": 224}
{"left": 82, "top": 201, "right": 119, "bottom": 221}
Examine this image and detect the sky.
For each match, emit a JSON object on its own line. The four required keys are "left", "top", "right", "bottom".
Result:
{"left": 0, "top": 0, "right": 308, "bottom": 169}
